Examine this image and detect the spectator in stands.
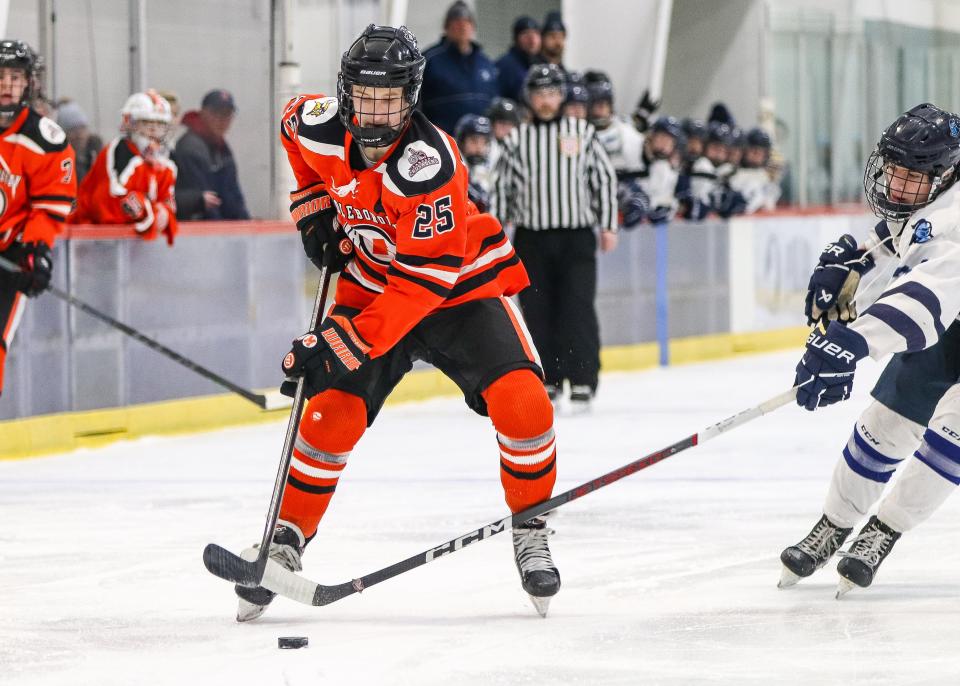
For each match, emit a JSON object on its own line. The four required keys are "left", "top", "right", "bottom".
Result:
{"left": 421, "top": 1, "right": 499, "bottom": 133}
{"left": 707, "top": 101, "right": 736, "bottom": 127}
{"left": 175, "top": 89, "right": 249, "bottom": 221}
{"left": 495, "top": 16, "right": 540, "bottom": 102}
{"left": 539, "top": 11, "right": 567, "bottom": 70}
{"left": 56, "top": 100, "right": 102, "bottom": 182}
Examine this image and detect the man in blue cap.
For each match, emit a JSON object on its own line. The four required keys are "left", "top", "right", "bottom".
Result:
{"left": 420, "top": 1, "right": 499, "bottom": 133}
{"left": 495, "top": 16, "right": 541, "bottom": 102}
{"left": 175, "top": 88, "right": 250, "bottom": 220}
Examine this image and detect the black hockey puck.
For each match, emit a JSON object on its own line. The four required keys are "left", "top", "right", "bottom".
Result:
{"left": 278, "top": 636, "right": 309, "bottom": 649}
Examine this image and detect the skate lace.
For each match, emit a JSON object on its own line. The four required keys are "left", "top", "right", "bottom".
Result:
{"left": 797, "top": 520, "right": 842, "bottom": 559}
{"left": 254, "top": 542, "right": 302, "bottom": 572}
{"left": 837, "top": 527, "right": 892, "bottom": 567}
{"left": 513, "top": 524, "right": 556, "bottom": 573}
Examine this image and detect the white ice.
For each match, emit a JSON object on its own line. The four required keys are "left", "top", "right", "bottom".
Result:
{"left": 3, "top": 351, "right": 959, "bottom": 686}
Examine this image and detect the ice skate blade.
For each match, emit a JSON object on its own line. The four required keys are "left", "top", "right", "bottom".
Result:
{"left": 835, "top": 576, "right": 857, "bottom": 599}
{"left": 236, "top": 598, "right": 268, "bottom": 623}
{"left": 778, "top": 566, "right": 801, "bottom": 589}
{"left": 529, "top": 595, "right": 551, "bottom": 618}
{"left": 568, "top": 402, "right": 592, "bottom": 416}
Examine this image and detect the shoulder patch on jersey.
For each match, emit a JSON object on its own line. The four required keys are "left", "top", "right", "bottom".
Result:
{"left": 17, "top": 109, "right": 70, "bottom": 152}
{"left": 382, "top": 111, "right": 456, "bottom": 197}
{"left": 291, "top": 94, "right": 345, "bottom": 149}
{"left": 301, "top": 97, "right": 338, "bottom": 126}
{"left": 398, "top": 140, "right": 442, "bottom": 181}
{"left": 910, "top": 218, "right": 934, "bottom": 244}
{"left": 39, "top": 116, "right": 66, "bottom": 145}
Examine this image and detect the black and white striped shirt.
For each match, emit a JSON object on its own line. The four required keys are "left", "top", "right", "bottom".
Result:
{"left": 490, "top": 116, "right": 618, "bottom": 232}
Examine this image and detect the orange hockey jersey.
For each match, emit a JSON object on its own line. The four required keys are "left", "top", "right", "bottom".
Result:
{"left": 281, "top": 93, "right": 529, "bottom": 357}
{"left": 0, "top": 107, "right": 76, "bottom": 252}
{"left": 73, "top": 137, "right": 178, "bottom": 245}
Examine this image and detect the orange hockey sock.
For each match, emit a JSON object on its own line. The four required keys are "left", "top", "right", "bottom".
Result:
{"left": 483, "top": 369, "right": 557, "bottom": 513}
{"left": 278, "top": 389, "right": 367, "bottom": 539}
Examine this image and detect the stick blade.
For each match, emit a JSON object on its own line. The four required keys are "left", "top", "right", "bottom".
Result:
{"left": 262, "top": 390, "right": 294, "bottom": 411}
{"left": 203, "top": 543, "right": 263, "bottom": 587}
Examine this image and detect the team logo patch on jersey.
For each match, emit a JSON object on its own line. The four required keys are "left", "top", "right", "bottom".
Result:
{"left": 398, "top": 141, "right": 441, "bottom": 181}
{"left": 559, "top": 134, "right": 580, "bottom": 157}
{"left": 39, "top": 117, "right": 66, "bottom": 145}
{"left": 329, "top": 178, "right": 358, "bottom": 197}
{"left": 950, "top": 118, "right": 960, "bottom": 138}
{"left": 301, "top": 97, "right": 338, "bottom": 126}
{"left": 911, "top": 218, "right": 933, "bottom": 244}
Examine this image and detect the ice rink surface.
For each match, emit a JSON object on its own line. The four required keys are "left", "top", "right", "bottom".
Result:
{"left": 3, "top": 350, "right": 959, "bottom": 685}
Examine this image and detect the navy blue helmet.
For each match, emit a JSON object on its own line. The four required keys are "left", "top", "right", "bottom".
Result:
{"left": 486, "top": 97, "right": 520, "bottom": 126}
{"left": 864, "top": 103, "right": 960, "bottom": 221}
{"left": 523, "top": 63, "right": 567, "bottom": 102}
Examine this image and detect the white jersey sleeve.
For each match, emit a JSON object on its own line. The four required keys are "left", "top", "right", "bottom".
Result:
{"left": 850, "top": 185, "right": 960, "bottom": 359}
{"left": 595, "top": 119, "right": 644, "bottom": 176}
{"left": 728, "top": 167, "right": 780, "bottom": 214}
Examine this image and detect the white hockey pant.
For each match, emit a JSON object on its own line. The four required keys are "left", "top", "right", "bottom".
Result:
{"left": 824, "top": 385, "right": 960, "bottom": 532}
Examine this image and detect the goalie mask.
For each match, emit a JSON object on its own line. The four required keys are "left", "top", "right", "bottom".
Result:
{"left": 121, "top": 90, "right": 172, "bottom": 156}
{"left": 864, "top": 103, "right": 960, "bottom": 222}
{"left": 0, "top": 39, "right": 36, "bottom": 126}
{"left": 338, "top": 24, "right": 425, "bottom": 148}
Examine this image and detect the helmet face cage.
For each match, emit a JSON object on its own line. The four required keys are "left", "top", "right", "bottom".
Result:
{"left": 338, "top": 25, "right": 425, "bottom": 148}
{"left": 863, "top": 150, "right": 949, "bottom": 222}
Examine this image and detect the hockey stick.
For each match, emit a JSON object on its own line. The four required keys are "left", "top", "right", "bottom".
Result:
{"left": 0, "top": 253, "right": 284, "bottom": 410}
{"left": 203, "top": 256, "right": 335, "bottom": 587}
{"left": 218, "top": 386, "right": 799, "bottom": 607}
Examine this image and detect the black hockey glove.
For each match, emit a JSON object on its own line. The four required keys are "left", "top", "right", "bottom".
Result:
{"left": 280, "top": 314, "right": 372, "bottom": 398}
{"left": 6, "top": 241, "right": 53, "bottom": 297}
{"left": 647, "top": 204, "right": 674, "bottom": 224}
{"left": 794, "top": 322, "right": 869, "bottom": 411}
{"left": 804, "top": 234, "right": 875, "bottom": 326}
{"left": 290, "top": 185, "right": 352, "bottom": 273}
{"left": 632, "top": 89, "right": 661, "bottom": 133}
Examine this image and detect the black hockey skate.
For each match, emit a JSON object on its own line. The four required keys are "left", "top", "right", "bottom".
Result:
{"left": 835, "top": 515, "right": 901, "bottom": 598}
{"left": 569, "top": 385, "right": 593, "bottom": 414}
{"left": 512, "top": 517, "right": 560, "bottom": 617}
{"left": 234, "top": 524, "right": 305, "bottom": 622}
{"left": 779, "top": 514, "right": 852, "bottom": 588}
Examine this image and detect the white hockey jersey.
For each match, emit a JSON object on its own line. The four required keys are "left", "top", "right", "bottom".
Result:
{"left": 728, "top": 167, "right": 781, "bottom": 214}
{"left": 850, "top": 183, "right": 960, "bottom": 360}
{"left": 595, "top": 118, "right": 678, "bottom": 214}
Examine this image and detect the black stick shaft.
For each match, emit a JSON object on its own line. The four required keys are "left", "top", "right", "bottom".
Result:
{"left": 248, "top": 262, "right": 333, "bottom": 584}
{"left": 0, "top": 253, "right": 268, "bottom": 409}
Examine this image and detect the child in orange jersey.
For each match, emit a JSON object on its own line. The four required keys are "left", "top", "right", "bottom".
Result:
{"left": 0, "top": 40, "right": 76, "bottom": 397}
{"left": 234, "top": 25, "right": 561, "bottom": 621}
{"left": 72, "top": 90, "right": 177, "bottom": 245}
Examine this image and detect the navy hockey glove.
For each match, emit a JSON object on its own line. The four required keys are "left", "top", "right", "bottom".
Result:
{"left": 289, "top": 185, "right": 352, "bottom": 272}
{"left": 713, "top": 188, "right": 747, "bottom": 218}
{"left": 647, "top": 204, "right": 674, "bottom": 224}
{"left": 794, "top": 322, "right": 869, "bottom": 411}
{"left": 618, "top": 179, "right": 650, "bottom": 229}
{"left": 6, "top": 241, "right": 53, "bottom": 297}
{"left": 804, "top": 234, "right": 874, "bottom": 326}
{"left": 280, "top": 315, "right": 372, "bottom": 398}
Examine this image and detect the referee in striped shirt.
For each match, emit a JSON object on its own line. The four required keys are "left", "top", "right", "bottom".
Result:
{"left": 491, "top": 63, "right": 618, "bottom": 410}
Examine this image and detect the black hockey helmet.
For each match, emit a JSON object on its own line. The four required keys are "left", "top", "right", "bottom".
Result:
{"left": 0, "top": 39, "right": 36, "bottom": 121}
{"left": 745, "top": 127, "right": 772, "bottom": 149}
{"left": 523, "top": 63, "right": 567, "bottom": 102}
{"left": 584, "top": 69, "right": 614, "bottom": 105}
{"left": 864, "top": 103, "right": 960, "bottom": 221}
{"left": 486, "top": 97, "right": 520, "bottom": 126}
{"left": 337, "top": 24, "right": 425, "bottom": 147}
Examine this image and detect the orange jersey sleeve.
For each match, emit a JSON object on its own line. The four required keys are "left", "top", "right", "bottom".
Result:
{"left": 280, "top": 94, "right": 330, "bottom": 201}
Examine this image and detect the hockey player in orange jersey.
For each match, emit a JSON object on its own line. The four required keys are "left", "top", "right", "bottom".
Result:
{"left": 72, "top": 90, "right": 177, "bottom": 245}
{"left": 0, "top": 40, "right": 76, "bottom": 397}
{"left": 235, "top": 25, "right": 561, "bottom": 620}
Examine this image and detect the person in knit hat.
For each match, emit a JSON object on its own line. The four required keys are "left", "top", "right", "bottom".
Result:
{"left": 56, "top": 100, "right": 102, "bottom": 181}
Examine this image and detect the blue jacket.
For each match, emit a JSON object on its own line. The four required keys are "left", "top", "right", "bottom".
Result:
{"left": 420, "top": 38, "right": 499, "bottom": 134}
{"left": 495, "top": 46, "right": 537, "bottom": 102}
